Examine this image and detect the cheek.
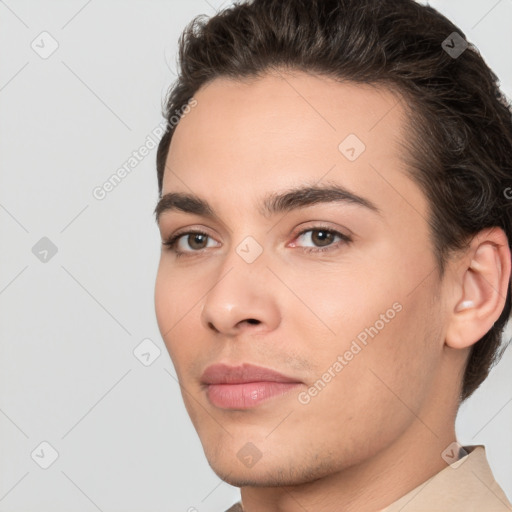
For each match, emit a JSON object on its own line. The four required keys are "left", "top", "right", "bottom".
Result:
{"left": 154, "top": 262, "right": 194, "bottom": 361}
{"left": 290, "top": 248, "right": 440, "bottom": 420}
{"left": 154, "top": 264, "right": 173, "bottom": 335}
{"left": 280, "top": 256, "right": 401, "bottom": 348}
{"left": 294, "top": 298, "right": 440, "bottom": 465}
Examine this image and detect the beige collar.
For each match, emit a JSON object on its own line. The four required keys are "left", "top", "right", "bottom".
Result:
{"left": 382, "top": 445, "right": 512, "bottom": 511}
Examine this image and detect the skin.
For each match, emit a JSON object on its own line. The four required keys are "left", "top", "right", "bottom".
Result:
{"left": 154, "top": 70, "right": 511, "bottom": 512}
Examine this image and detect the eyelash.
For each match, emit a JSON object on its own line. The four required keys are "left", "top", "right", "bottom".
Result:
{"left": 162, "top": 226, "right": 352, "bottom": 258}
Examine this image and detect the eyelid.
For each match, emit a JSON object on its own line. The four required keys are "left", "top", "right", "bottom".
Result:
{"left": 289, "top": 221, "right": 353, "bottom": 243}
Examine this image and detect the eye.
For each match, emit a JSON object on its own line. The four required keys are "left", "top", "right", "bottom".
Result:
{"left": 290, "top": 226, "right": 352, "bottom": 254}
{"left": 161, "top": 225, "right": 352, "bottom": 258}
{"left": 162, "top": 230, "right": 219, "bottom": 257}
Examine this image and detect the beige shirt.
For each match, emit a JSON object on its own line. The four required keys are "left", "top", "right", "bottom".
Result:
{"left": 224, "top": 445, "right": 512, "bottom": 511}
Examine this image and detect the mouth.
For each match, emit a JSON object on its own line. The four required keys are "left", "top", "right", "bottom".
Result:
{"left": 201, "top": 362, "right": 303, "bottom": 410}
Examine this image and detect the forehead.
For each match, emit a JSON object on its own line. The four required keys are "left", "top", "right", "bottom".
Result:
{"left": 162, "top": 70, "right": 426, "bottom": 222}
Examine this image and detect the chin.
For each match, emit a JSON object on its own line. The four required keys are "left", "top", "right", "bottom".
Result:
{"left": 204, "top": 446, "right": 344, "bottom": 489}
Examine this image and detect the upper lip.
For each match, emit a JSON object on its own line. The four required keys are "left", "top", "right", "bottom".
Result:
{"left": 201, "top": 363, "right": 301, "bottom": 385}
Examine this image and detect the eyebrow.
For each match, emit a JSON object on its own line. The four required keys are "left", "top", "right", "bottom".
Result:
{"left": 154, "top": 182, "right": 381, "bottom": 225}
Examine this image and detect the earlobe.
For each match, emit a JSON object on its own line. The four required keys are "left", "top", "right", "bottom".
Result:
{"left": 445, "top": 228, "right": 511, "bottom": 350}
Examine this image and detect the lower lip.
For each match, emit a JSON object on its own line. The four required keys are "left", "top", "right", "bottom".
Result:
{"left": 205, "top": 381, "right": 301, "bottom": 409}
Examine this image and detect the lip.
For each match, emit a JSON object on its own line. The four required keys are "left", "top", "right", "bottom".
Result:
{"left": 201, "top": 363, "right": 300, "bottom": 385}
{"left": 201, "top": 363, "right": 303, "bottom": 410}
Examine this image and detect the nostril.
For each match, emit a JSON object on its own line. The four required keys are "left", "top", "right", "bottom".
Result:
{"left": 246, "top": 319, "right": 260, "bottom": 325}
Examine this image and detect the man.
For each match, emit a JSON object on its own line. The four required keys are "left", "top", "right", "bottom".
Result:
{"left": 153, "top": 0, "right": 512, "bottom": 510}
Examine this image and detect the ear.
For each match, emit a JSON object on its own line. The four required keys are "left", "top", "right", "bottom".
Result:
{"left": 445, "top": 227, "right": 511, "bottom": 349}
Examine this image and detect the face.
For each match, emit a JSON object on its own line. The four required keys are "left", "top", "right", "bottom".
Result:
{"left": 154, "top": 71, "right": 449, "bottom": 486}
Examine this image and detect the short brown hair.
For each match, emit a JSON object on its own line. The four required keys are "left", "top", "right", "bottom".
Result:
{"left": 156, "top": 0, "right": 512, "bottom": 401}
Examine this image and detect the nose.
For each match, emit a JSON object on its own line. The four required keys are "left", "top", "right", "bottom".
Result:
{"left": 200, "top": 259, "right": 281, "bottom": 337}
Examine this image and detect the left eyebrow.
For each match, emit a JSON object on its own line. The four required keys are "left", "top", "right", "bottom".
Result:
{"left": 154, "top": 182, "right": 382, "bottom": 225}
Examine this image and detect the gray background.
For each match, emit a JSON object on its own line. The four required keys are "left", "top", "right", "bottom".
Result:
{"left": 0, "top": 1, "right": 511, "bottom": 511}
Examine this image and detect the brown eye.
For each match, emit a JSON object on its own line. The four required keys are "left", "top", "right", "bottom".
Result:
{"left": 292, "top": 226, "right": 352, "bottom": 254}
{"left": 186, "top": 233, "right": 209, "bottom": 250}
{"left": 311, "top": 229, "right": 335, "bottom": 247}
{"left": 162, "top": 230, "right": 219, "bottom": 257}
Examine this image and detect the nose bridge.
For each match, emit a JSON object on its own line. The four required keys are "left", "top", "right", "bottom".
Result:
{"left": 217, "top": 224, "right": 269, "bottom": 282}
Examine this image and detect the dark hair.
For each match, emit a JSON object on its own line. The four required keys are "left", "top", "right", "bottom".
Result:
{"left": 156, "top": 0, "right": 512, "bottom": 401}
